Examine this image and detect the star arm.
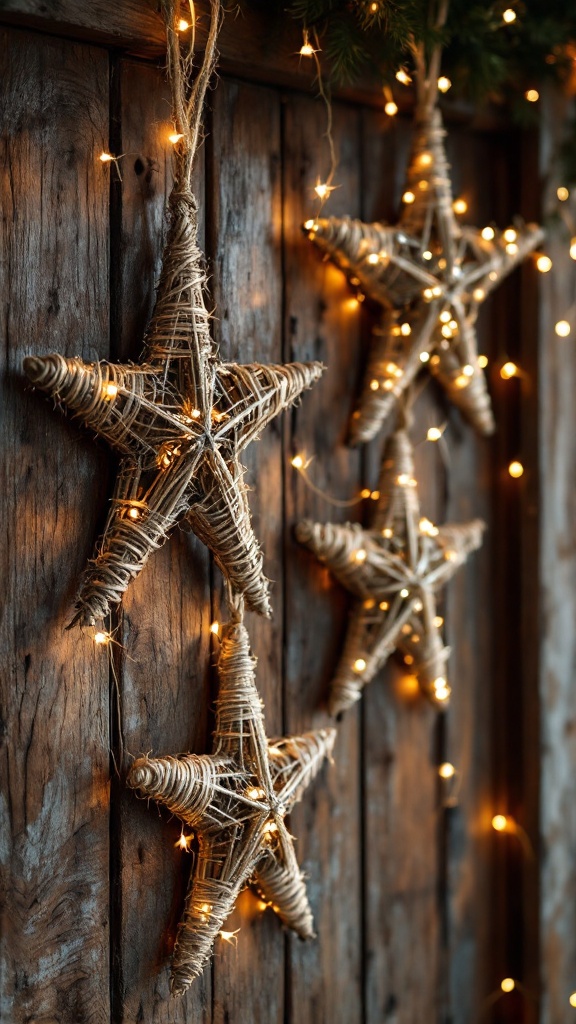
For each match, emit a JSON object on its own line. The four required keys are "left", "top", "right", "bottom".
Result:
{"left": 349, "top": 301, "right": 441, "bottom": 445}
{"left": 253, "top": 833, "right": 315, "bottom": 939}
{"left": 396, "top": 594, "right": 451, "bottom": 705}
{"left": 70, "top": 452, "right": 202, "bottom": 626}
{"left": 214, "top": 361, "right": 324, "bottom": 455}
{"left": 428, "top": 312, "right": 495, "bottom": 436}
{"left": 267, "top": 729, "right": 336, "bottom": 813}
{"left": 186, "top": 448, "right": 272, "bottom": 616}
{"left": 461, "top": 223, "right": 544, "bottom": 300}
{"left": 23, "top": 353, "right": 186, "bottom": 456}
{"left": 422, "top": 520, "right": 485, "bottom": 590}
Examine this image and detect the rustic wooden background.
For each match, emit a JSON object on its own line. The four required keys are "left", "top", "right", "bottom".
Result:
{"left": 1, "top": 4, "right": 575, "bottom": 1023}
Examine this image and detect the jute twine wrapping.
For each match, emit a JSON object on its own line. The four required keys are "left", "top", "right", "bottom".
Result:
{"left": 296, "top": 428, "right": 485, "bottom": 715}
{"left": 303, "top": 109, "right": 543, "bottom": 443}
{"left": 23, "top": 0, "right": 323, "bottom": 625}
{"left": 127, "top": 616, "right": 336, "bottom": 994}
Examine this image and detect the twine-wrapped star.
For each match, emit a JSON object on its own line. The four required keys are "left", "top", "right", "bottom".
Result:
{"left": 23, "top": 0, "right": 323, "bottom": 625}
{"left": 127, "top": 613, "right": 336, "bottom": 995}
{"left": 304, "top": 108, "right": 543, "bottom": 443}
{"left": 296, "top": 427, "right": 485, "bottom": 715}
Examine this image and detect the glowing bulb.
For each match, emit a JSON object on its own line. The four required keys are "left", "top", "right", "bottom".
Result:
{"left": 355, "top": 548, "right": 367, "bottom": 563}
{"left": 525, "top": 89, "right": 539, "bottom": 102}
{"left": 370, "top": 379, "right": 380, "bottom": 391}
{"left": 434, "top": 616, "right": 444, "bottom": 627}
{"left": 354, "top": 658, "right": 367, "bottom": 673}
{"left": 371, "top": 490, "right": 380, "bottom": 500}
{"left": 503, "top": 228, "right": 517, "bottom": 243}
{"left": 441, "top": 325, "right": 453, "bottom": 339}
{"left": 569, "top": 992, "right": 576, "bottom": 1007}
{"left": 473, "top": 288, "right": 485, "bottom": 301}
{"left": 422, "top": 250, "right": 433, "bottom": 260}
{"left": 99, "top": 152, "right": 113, "bottom": 163}
{"left": 200, "top": 903, "right": 212, "bottom": 914}
{"left": 500, "top": 361, "right": 518, "bottom": 379}
{"left": 400, "top": 588, "right": 409, "bottom": 598}
{"left": 557, "top": 186, "right": 570, "bottom": 201}
{"left": 400, "top": 322, "right": 411, "bottom": 336}
{"left": 420, "top": 351, "right": 430, "bottom": 363}
{"left": 437, "top": 76, "right": 451, "bottom": 93}
{"left": 367, "top": 252, "right": 380, "bottom": 265}
{"left": 177, "top": 18, "right": 190, "bottom": 31}
{"left": 169, "top": 132, "right": 184, "bottom": 144}
{"left": 382, "top": 528, "right": 393, "bottom": 539}
{"left": 453, "top": 198, "right": 467, "bottom": 214}
{"left": 501, "top": 977, "right": 515, "bottom": 992}
{"left": 291, "top": 454, "right": 304, "bottom": 469}
{"left": 314, "top": 182, "right": 334, "bottom": 200}
{"left": 404, "top": 655, "right": 414, "bottom": 665}
{"left": 454, "top": 374, "right": 470, "bottom": 389}
{"left": 396, "top": 69, "right": 411, "bottom": 85}
{"left": 94, "top": 631, "right": 110, "bottom": 645}
{"left": 506, "top": 242, "right": 518, "bottom": 255}
{"left": 246, "top": 787, "right": 265, "bottom": 800}
{"left": 190, "top": 407, "right": 201, "bottom": 419}
{"left": 570, "top": 239, "right": 576, "bottom": 260}
{"left": 432, "top": 286, "right": 442, "bottom": 297}
{"left": 438, "top": 762, "right": 455, "bottom": 779}
{"left": 369, "top": 1, "right": 378, "bottom": 11}
{"left": 379, "top": 600, "right": 389, "bottom": 610}
{"left": 555, "top": 320, "right": 571, "bottom": 337}
{"left": 433, "top": 678, "right": 451, "bottom": 702}
{"left": 304, "top": 219, "right": 316, "bottom": 231}
{"left": 508, "top": 460, "right": 524, "bottom": 478}
{"left": 492, "top": 814, "right": 509, "bottom": 832}
{"left": 385, "top": 101, "right": 398, "bottom": 117}
{"left": 402, "top": 191, "right": 415, "bottom": 204}
{"left": 256, "top": 899, "right": 268, "bottom": 912}
{"left": 478, "top": 355, "right": 488, "bottom": 368}
{"left": 481, "top": 226, "right": 495, "bottom": 240}
{"left": 502, "top": 8, "right": 516, "bottom": 23}
{"left": 419, "top": 516, "right": 437, "bottom": 535}
{"left": 364, "top": 598, "right": 375, "bottom": 609}
{"left": 396, "top": 473, "right": 410, "bottom": 486}
{"left": 103, "top": 382, "right": 118, "bottom": 399}
{"left": 210, "top": 621, "right": 219, "bottom": 635}
{"left": 300, "top": 39, "right": 314, "bottom": 56}
{"left": 220, "top": 929, "right": 240, "bottom": 945}
{"left": 263, "top": 820, "right": 278, "bottom": 833}
{"left": 438, "top": 311, "right": 450, "bottom": 324}
{"left": 423, "top": 288, "right": 434, "bottom": 300}
{"left": 176, "top": 832, "right": 191, "bottom": 850}
{"left": 128, "top": 506, "right": 141, "bottom": 520}
{"left": 427, "top": 426, "right": 442, "bottom": 442}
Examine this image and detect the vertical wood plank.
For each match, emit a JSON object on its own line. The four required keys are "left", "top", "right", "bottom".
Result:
{"left": 208, "top": 76, "right": 286, "bottom": 1024}
{"left": 283, "top": 94, "right": 363, "bottom": 1024}
{"left": 0, "top": 29, "right": 111, "bottom": 1023}
{"left": 538, "top": 89, "right": 576, "bottom": 1024}
{"left": 113, "top": 59, "right": 212, "bottom": 1023}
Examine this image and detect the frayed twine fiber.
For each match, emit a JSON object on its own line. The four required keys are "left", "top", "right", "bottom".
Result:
{"left": 24, "top": 0, "right": 323, "bottom": 625}
{"left": 303, "top": 108, "right": 543, "bottom": 444}
{"left": 296, "top": 428, "right": 485, "bottom": 715}
{"left": 127, "top": 617, "right": 336, "bottom": 995}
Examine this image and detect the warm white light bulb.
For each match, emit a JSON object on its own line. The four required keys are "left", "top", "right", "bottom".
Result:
{"left": 438, "top": 762, "right": 455, "bottom": 779}
{"left": 500, "top": 361, "right": 518, "bottom": 379}
{"left": 508, "top": 460, "right": 524, "bottom": 478}
{"left": 453, "top": 198, "right": 467, "bottom": 214}
{"left": 501, "top": 977, "right": 515, "bottom": 992}
{"left": 502, "top": 8, "right": 516, "bottom": 23}
{"left": 384, "top": 101, "right": 398, "bottom": 117}
{"left": 557, "top": 186, "right": 570, "bottom": 201}
{"left": 291, "top": 454, "right": 304, "bottom": 469}
{"left": 536, "top": 254, "right": 552, "bottom": 272}
{"left": 402, "top": 191, "right": 415, "bottom": 204}
{"left": 437, "top": 76, "right": 451, "bottom": 93}
{"left": 525, "top": 89, "right": 539, "bottom": 103}
{"left": 481, "top": 226, "right": 495, "bottom": 240}
{"left": 555, "top": 320, "right": 571, "bottom": 337}
{"left": 169, "top": 132, "right": 184, "bottom": 144}
{"left": 354, "top": 658, "right": 367, "bottom": 672}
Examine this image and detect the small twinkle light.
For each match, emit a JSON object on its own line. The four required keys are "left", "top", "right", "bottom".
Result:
{"left": 94, "top": 631, "right": 110, "bottom": 646}
{"left": 404, "top": 654, "right": 414, "bottom": 666}
{"left": 128, "top": 506, "right": 141, "bottom": 521}
{"left": 473, "top": 288, "right": 485, "bottom": 302}
{"left": 506, "top": 242, "right": 519, "bottom": 255}
{"left": 434, "top": 615, "right": 444, "bottom": 627}
{"left": 502, "top": 8, "right": 517, "bottom": 23}
{"left": 419, "top": 517, "right": 439, "bottom": 536}
{"left": 569, "top": 993, "right": 576, "bottom": 1007}
{"left": 354, "top": 658, "right": 367, "bottom": 673}
{"left": 379, "top": 600, "right": 389, "bottom": 610}
{"left": 422, "top": 250, "right": 433, "bottom": 260}
{"left": 464, "top": 364, "right": 475, "bottom": 378}
{"left": 454, "top": 373, "right": 470, "bottom": 389}
{"left": 169, "top": 132, "right": 184, "bottom": 144}
{"left": 299, "top": 32, "right": 315, "bottom": 57}
{"left": 439, "top": 310, "right": 451, "bottom": 323}
{"left": 423, "top": 288, "right": 434, "bottom": 300}
{"left": 384, "top": 101, "right": 399, "bottom": 117}
{"left": 355, "top": 548, "right": 367, "bottom": 563}
{"left": 220, "top": 929, "right": 240, "bottom": 945}
{"left": 314, "top": 182, "right": 333, "bottom": 201}
{"left": 256, "top": 899, "right": 268, "bottom": 912}
{"left": 371, "top": 490, "right": 380, "bottom": 500}
{"left": 481, "top": 226, "right": 495, "bottom": 241}
{"left": 503, "top": 228, "right": 517, "bottom": 243}
{"left": 501, "top": 978, "right": 516, "bottom": 993}
{"left": 557, "top": 186, "right": 570, "bottom": 201}
{"left": 369, "top": 1, "right": 379, "bottom": 10}
{"left": 432, "top": 286, "right": 442, "bottom": 297}
{"left": 291, "top": 454, "right": 304, "bottom": 469}
{"left": 570, "top": 239, "right": 576, "bottom": 260}
{"left": 492, "top": 814, "right": 509, "bottom": 832}
{"left": 420, "top": 351, "right": 430, "bottom": 363}
{"left": 263, "top": 820, "right": 278, "bottom": 834}
{"left": 433, "top": 678, "right": 451, "bottom": 702}
{"left": 508, "top": 460, "right": 524, "bottom": 478}
{"left": 437, "top": 76, "right": 452, "bottom": 93}
{"left": 478, "top": 355, "right": 488, "bottom": 368}
{"left": 210, "top": 621, "right": 220, "bottom": 635}
{"left": 382, "top": 528, "right": 393, "bottom": 539}
{"left": 102, "top": 382, "right": 118, "bottom": 400}
{"left": 536, "top": 254, "right": 553, "bottom": 272}
{"left": 441, "top": 324, "right": 453, "bottom": 339}
{"left": 370, "top": 379, "right": 380, "bottom": 391}
{"left": 396, "top": 473, "right": 411, "bottom": 486}
{"left": 396, "top": 69, "right": 412, "bottom": 85}
{"left": 400, "top": 588, "right": 409, "bottom": 598}
{"left": 438, "top": 762, "right": 455, "bottom": 779}
{"left": 191, "top": 407, "right": 201, "bottom": 419}
{"left": 525, "top": 89, "right": 539, "bottom": 103}
{"left": 246, "top": 786, "right": 265, "bottom": 800}
{"left": 400, "top": 322, "right": 411, "bottom": 336}
{"left": 555, "top": 320, "right": 571, "bottom": 337}
{"left": 453, "top": 198, "right": 467, "bottom": 215}
{"left": 99, "top": 152, "right": 113, "bottom": 163}
{"left": 427, "top": 426, "right": 442, "bottom": 442}
{"left": 500, "top": 361, "right": 518, "bottom": 379}
{"left": 176, "top": 831, "right": 192, "bottom": 850}
{"left": 419, "top": 152, "right": 432, "bottom": 167}
{"left": 177, "top": 18, "right": 190, "bottom": 31}
{"left": 367, "top": 252, "right": 380, "bottom": 265}
{"left": 304, "top": 219, "right": 316, "bottom": 231}
{"left": 402, "top": 191, "right": 416, "bottom": 204}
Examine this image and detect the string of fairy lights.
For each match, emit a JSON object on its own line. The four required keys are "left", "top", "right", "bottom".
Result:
{"left": 91, "top": 4, "right": 576, "bottom": 1009}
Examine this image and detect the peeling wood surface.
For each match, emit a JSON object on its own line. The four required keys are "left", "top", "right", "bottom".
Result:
{"left": 0, "top": 11, "right": 560, "bottom": 1024}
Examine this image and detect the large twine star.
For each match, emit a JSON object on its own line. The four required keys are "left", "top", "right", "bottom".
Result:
{"left": 127, "top": 615, "right": 336, "bottom": 995}
{"left": 23, "top": 0, "right": 322, "bottom": 625}
{"left": 304, "top": 108, "right": 543, "bottom": 444}
{"left": 296, "top": 427, "right": 485, "bottom": 715}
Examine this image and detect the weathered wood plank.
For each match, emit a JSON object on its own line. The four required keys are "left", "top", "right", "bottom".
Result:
{"left": 360, "top": 108, "right": 444, "bottom": 1024}
{"left": 538, "top": 89, "right": 576, "bottom": 1024}
{"left": 0, "top": 28, "right": 111, "bottom": 1023}
{"left": 112, "top": 59, "right": 213, "bottom": 1022}
{"left": 282, "top": 94, "right": 363, "bottom": 1024}
{"left": 208, "top": 76, "right": 286, "bottom": 1024}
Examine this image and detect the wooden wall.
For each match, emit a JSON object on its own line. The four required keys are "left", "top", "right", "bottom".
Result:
{"left": 1, "top": 5, "right": 571, "bottom": 1023}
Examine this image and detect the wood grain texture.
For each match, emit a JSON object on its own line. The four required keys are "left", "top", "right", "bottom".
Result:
{"left": 282, "top": 94, "right": 363, "bottom": 1024}
{"left": 538, "top": 89, "right": 576, "bottom": 1024}
{"left": 112, "top": 59, "right": 213, "bottom": 1023}
{"left": 0, "top": 29, "right": 111, "bottom": 1024}
{"left": 207, "top": 77, "right": 286, "bottom": 1024}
